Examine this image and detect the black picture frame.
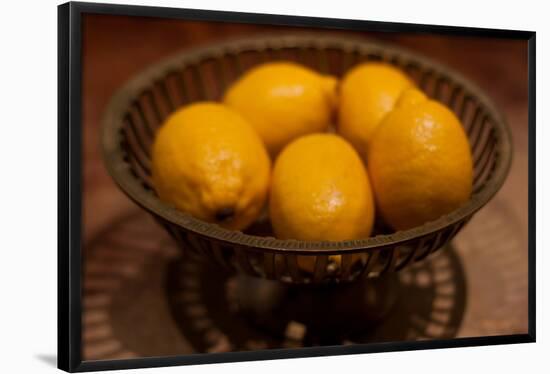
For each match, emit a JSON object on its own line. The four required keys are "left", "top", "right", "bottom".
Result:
{"left": 58, "top": 1, "right": 536, "bottom": 372}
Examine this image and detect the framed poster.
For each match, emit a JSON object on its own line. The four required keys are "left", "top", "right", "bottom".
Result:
{"left": 58, "top": 1, "right": 535, "bottom": 372}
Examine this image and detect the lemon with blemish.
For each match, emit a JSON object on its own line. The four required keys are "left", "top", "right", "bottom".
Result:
{"left": 151, "top": 102, "right": 271, "bottom": 231}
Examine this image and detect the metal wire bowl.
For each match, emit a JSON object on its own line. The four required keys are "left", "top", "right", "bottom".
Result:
{"left": 101, "top": 34, "right": 512, "bottom": 285}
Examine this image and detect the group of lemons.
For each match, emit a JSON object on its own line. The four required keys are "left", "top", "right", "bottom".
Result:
{"left": 151, "top": 61, "right": 473, "bottom": 248}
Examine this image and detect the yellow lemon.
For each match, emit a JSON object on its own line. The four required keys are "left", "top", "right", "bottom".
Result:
{"left": 151, "top": 102, "right": 271, "bottom": 231}
{"left": 270, "top": 134, "right": 374, "bottom": 241}
{"left": 367, "top": 88, "right": 473, "bottom": 231}
{"left": 338, "top": 62, "right": 414, "bottom": 158}
{"left": 270, "top": 134, "right": 374, "bottom": 271}
{"left": 224, "top": 62, "right": 338, "bottom": 156}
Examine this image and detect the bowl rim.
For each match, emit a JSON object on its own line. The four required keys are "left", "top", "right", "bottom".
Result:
{"left": 101, "top": 33, "right": 513, "bottom": 255}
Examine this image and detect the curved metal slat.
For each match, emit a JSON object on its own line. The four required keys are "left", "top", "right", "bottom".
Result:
{"left": 359, "top": 250, "right": 380, "bottom": 279}
{"left": 235, "top": 247, "right": 259, "bottom": 277}
{"left": 312, "top": 255, "right": 328, "bottom": 282}
{"left": 469, "top": 114, "right": 490, "bottom": 151}
{"left": 395, "top": 245, "right": 419, "bottom": 272}
{"left": 155, "top": 79, "right": 176, "bottom": 113}
{"left": 143, "top": 90, "right": 165, "bottom": 126}
{"left": 132, "top": 102, "right": 155, "bottom": 143}
{"left": 263, "top": 252, "right": 276, "bottom": 279}
{"left": 340, "top": 254, "right": 354, "bottom": 280}
{"left": 286, "top": 254, "right": 303, "bottom": 283}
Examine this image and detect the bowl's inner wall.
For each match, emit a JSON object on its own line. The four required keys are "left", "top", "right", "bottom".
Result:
{"left": 121, "top": 44, "right": 499, "bottom": 213}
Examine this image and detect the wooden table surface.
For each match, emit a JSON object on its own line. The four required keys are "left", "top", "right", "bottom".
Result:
{"left": 80, "top": 14, "right": 529, "bottom": 359}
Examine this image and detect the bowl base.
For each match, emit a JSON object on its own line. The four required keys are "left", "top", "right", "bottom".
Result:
{"left": 233, "top": 274, "right": 399, "bottom": 343}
